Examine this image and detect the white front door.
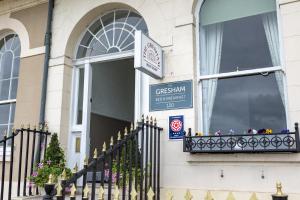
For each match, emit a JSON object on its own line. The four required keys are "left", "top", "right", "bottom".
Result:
{"left": 68, "top": 63, "right": 92, "bottom": 169}
{"left": 68, "top": 53, "right": 149, "bottom": 170}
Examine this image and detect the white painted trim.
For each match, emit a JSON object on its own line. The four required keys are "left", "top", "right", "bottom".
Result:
{"left": 73, "top": 50, "right": 135, "bottom": 66}
{"left": 276, "top": 0, "right": 291, "bottom": 128}
{"left": 80, "top": 63, "right": 92, "bottom": 167}
{"left": 198, "top": 66, "right": 283, "bottom": 81}
{"left": 0, "top": 99, "right": 16, "bottom": 105}
{"left": 20, "top": 46, "right": 45, "bottom": 58}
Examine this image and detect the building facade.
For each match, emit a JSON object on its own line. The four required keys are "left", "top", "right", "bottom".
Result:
{"left": 1, "top": 0, "right": 300, "bottom": 199}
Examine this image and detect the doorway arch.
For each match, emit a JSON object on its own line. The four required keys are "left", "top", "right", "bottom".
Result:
{"left": 69, "top": 9, "right": 149, "bottom": 169}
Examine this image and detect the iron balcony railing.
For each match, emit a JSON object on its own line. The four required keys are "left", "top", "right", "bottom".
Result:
{"left": 183, "top": 123, "right": 300, "bottom": 153}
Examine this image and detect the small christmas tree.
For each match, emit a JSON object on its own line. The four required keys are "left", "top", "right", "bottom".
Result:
{"left": 30, "top": 133, "right": 71, "bottom": 187}
{"left": 44, "top": 133, "right": 65, "bottom": 167}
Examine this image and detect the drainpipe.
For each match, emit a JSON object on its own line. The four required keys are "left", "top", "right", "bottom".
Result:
{"left": 40, "top": 0, "right": 54, "bottom": 126}
{"left": 37, "top": 0, "right": 54, "bottom": 161}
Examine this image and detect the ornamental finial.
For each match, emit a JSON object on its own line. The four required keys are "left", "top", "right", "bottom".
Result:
{"left": 110, "top": 136, "right": 114, "bottom": 146}
{"left": 276, "top": 181, "right": 284, "bottom": 196}
{"left": 83, "top": 184, "right": 90, "bottom": 198}
{"left": 124, "top": 127, "right": 128, "bottom": 136}
{"left": 102, "top": 142, "right": 107, "bottom": 152}
{"left": 94, "top": 148, "right": 98, "bottom": 159}
{"left": 61, "top": 169, "right": 67, "bottom": 180}
{"left": 56, "top": 182, "right": 63, "bottom": 197}
{"left": 117, "top": 131, "right": 121, "bottom": 141}
{"left": 70, "top": 184, "right": 77, "bottom": 197}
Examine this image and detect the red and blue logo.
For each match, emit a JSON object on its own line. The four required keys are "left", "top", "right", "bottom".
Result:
{"left": 169, "top": 115, "right": 184, "bottom": 139}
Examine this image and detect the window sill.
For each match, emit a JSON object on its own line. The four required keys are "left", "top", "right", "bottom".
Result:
{"left": 185, "top": 152, "right": 300, "bottom": 163}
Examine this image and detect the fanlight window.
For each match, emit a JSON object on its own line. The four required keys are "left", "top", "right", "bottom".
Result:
{"left": 76, "top": 10, "right": 148, "bottom": 59}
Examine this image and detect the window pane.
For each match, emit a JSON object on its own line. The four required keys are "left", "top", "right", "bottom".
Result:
{"left": 10, "top": 103, "right": 15, "bottom": 123}
{"left": 76, "top": 68, "right": 84, "bottom": 124}
{"left": 207, "top": 73, "right": 286, "bottom": 134}
{"left": 219, "top": 13, "right": 274, "bottom": 73}
{"left": 10, "top": 78, "right": 18, "bottom": 99}
{"left": 13, "top": 57, "right": 20, "bottom": 77}
{"left": 200, "top": 0, "right": 276, "bottom": 25}
{"left": 200, "top": 11, "right": 280, "bottom": 75}
{"left": 0, "top": 125, "right": 8, "bottom": 141}
{"left": 0, "top": 104, "right": 10, "bottom": 124}
{"left": 0, "top": 80, "right": 10, "bottom": 100}
{"left": 0, "top": 51, "right": 13, "bottom": 79}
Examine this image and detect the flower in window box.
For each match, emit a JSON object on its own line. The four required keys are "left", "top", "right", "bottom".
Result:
{"left": 258, "top": 129, "right": 266, "bottom": 134}
{"left": 266, "top": 129, "right": 273, "bottom": 134}
{"left": 281, "top": 129, "right": 290, "bottom": 134}
{"left": 229, "top": 129, "right": 235, "bottom": 135}
{"left": 215, "top": 130, "right": 222, "bottom": 136}
{"left": 247, "top": 129, "right": 257, "bottom": 134}
{"left": 196, "top": 132, "right": 203, "bottom": 136}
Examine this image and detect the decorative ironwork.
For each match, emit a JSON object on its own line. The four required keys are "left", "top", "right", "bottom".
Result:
{"left": 0, "top": 126, "right": 51, "bottom": 200}
{"left": 183, "top": 123, "right": 300, "bottom": 153}
{"left": 41, "top": 117, "right": 163, "bottom": 200}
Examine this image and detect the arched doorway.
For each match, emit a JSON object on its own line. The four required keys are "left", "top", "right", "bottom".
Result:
{"left": 69, "top": 9, "right": 149, "bottom": 168}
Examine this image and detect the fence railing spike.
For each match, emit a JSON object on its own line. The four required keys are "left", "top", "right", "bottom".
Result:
{"left": 110, "top": 136, "right": 114, "bottom": 146}
{"left": 184, "top": 189, "right": 193, "bottom": 200}
{"left": 56, "top": 182, "right": 63, "bottom": 197}
{"left": 70, "top": 184, "right": 77, "bottom": 197}
{"left": 48, "top": 174, "right": 53, "bottom": 184}
{"left": 113, "top": 185, "right": 120, "bottom": 200}
{"left": 21, "top": 124, "right": 24, "bottom": 129}
{"left": 226, "top": 192, "right": 236, "bottom": 200}
{"left": 124, "top": 127, "right": 128, "bottom": 136}
{"left": 147, "top": 187, "right": 155, "bottom": 200}
{"left": 97, "top": 186, "right": 105, "bottom": 200}
{"left": 249, "top": 192, "right": 258, "bottom": 200}
{"left": 117, "top": 131, "right": 121, "bottom": 141}
{"left": 27, "top": 124, "right": 30, "bottom": 129}
{"left": 205, "top": 191, "right": 214, "bottom": 200}
{"left": 84, "top": 156, "right": 88, "bottom": 166}
{"left": 102, "top": 142, "right": 106, "bottom": 152}
{"left": 130, "top": 181, "right": 138, "bottom": 200}
{"left": 72, "top": 163, "right": 78, "bottom": 173}
{"left": 166, "top": 191, "right": 174, "bottom": 200}
{"left": 83, "top": 184, "right": 90, "bottom": 198}
{"left": 61, "top": 169, "right": 67, "bottom": 180}
{"left": 276, "top": 181, "right": 284, "bottom": 196}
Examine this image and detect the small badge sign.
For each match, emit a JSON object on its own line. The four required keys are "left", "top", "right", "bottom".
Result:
{"left": 169, "top": 115, "right": 184, "bottom": 139}
{"left": 134, "top": 30, "right": 163, "bottom": 79}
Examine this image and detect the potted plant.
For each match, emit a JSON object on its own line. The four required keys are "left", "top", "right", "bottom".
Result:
{"left": 30, "top": 133, "right": 72, "bottom": 193}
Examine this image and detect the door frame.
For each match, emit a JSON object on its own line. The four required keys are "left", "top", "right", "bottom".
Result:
{"left": 68, "top": 50, "right": 149, "bottom": 168}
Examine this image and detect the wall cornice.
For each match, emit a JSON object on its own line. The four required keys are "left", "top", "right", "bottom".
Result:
{"left": 0, "top": 0, "right": 47, "bottom": 15}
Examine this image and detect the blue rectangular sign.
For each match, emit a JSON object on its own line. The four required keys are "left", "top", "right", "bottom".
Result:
{"left": 169, "top": 115, "right": 184, "bottom": 139}
{"left": 150, "top": 80, "right": 193, "bottom": 111}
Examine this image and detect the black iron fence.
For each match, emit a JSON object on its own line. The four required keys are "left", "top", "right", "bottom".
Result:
{"left": 183, "top": 123, "right": 300, "bottom": 153}
{"left": 44, "top": 116, "right": 163, "bottom": 200}
{"left": 0, "top": 125, "right": 50, "bottom": 200}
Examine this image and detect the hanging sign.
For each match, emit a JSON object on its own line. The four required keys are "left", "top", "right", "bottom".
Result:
{"left": 169, "top": 115, "right": 184, "bottom": 139}
{"left": 134, "top": 30, "right": 163, "bottom": 79}
{"left": 150, "top": 80, "right": 193, "bottom": 111}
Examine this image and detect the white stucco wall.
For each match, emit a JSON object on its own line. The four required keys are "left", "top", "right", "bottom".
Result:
{"left": 44, "top": 0, "right": 300, "bottom": 198}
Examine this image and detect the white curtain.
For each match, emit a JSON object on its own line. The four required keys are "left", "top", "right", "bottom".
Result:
{"left": 262, "top": 12, "right": 285, "bottom": 107}
{"left": 201, "top": 24, "right": 223, "bottom": 134}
